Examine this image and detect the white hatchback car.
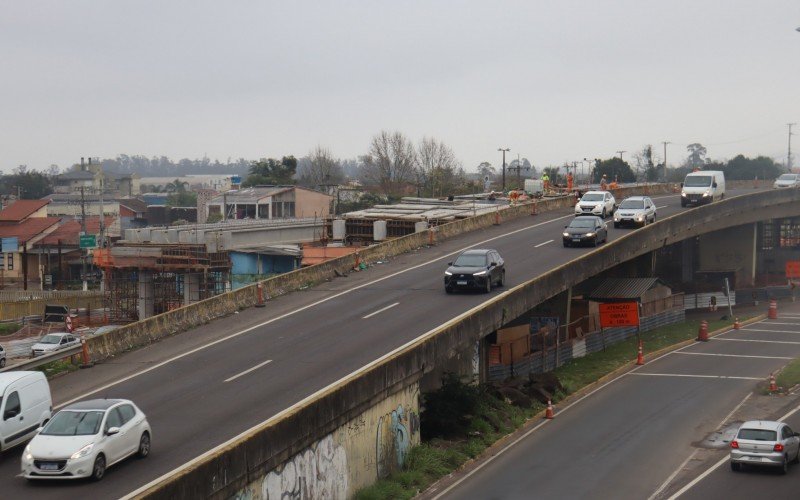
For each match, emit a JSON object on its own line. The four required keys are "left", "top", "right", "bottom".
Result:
{"left": 22, "top": 399, "right": 151, "bottom": 481}
{"left": 730, "top": 420, "right": 800, "bottom": 474}
{"left": 773, "top": 173, "right": 800, "bottom": 188}
{"left": 31, "top": 333, "right": 80, "bottom": 358}
{"left": 574, "top": 191, "right": 616, "bottom": 218}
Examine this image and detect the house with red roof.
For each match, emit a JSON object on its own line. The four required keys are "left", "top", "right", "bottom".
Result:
{"left": 0, "top": 199, "right": 60, "bottom": 287}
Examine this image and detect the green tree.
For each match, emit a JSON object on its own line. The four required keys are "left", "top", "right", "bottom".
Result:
{"left": 243, "top": 156, "right": 297, "bottom": 186}
{"left": 723, "top": 155, "right": 782, "bottom": 180}
{"left": 593, "top": 158, "right": 636, "bottom": 183}
{"left": 167, "top": 191, "right": 197, "bottom": 207}
{"left": 0, "top": 166, "right": 54, "bottom": 199}
{"left": 684, "top": 143, "right": 708, "bottom": 169}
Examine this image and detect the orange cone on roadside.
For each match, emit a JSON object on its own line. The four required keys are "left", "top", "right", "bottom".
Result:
{"left": 545, "top": 400, "right": 554, "bottom": 419}
{"left": 697, "top": 320, "right": 709, "bottom": 341}
{"left": 255, "top": 282, "right": 266, "bottom": 308}
{"left": 768, "top": 299, "right": 778, "bottom": 320}
{"left": 769, "top": 373, "right": 778, "bottom": 392}
{"left": 494, "top": 207, "right": 501, "bottom": 225}
{"left": 636, "top": 339, "right": 645, "bottom": 365}
{"left": 733, "top": 317, "right": 741, "bottom": 329}
{"left": 79, "top": 337, "right": 93, "bottom": 369}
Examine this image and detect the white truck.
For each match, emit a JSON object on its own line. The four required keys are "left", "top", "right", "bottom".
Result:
{"left": 681, "top": 170, "right": 725, "bottom": 207}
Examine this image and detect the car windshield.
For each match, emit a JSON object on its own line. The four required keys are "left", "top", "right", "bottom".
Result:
{"left": 619, "top": 199, "right": 644, "bottom": 209}
{"left": 737, "top": 428, "right": 777, "bottom": 441}
{"left": 777, "top": 174, "right": 797, "bottom": 181}
{"left": 453, "top": 254, "right": 487, "bottom": 267}
{"left": 684, "top": 175, "right": 712, "bottom": 187}
{"left": 41, "top": 410, "right": 104, "bottom": 436}
{"left": 39, "top": 335, "right": 62, "bottom": 344}
{"left": 569, "top": 219, "right": 596, "bottom": 229}
{"left": 581, "top": 194, "right": 604, "bottom": 202}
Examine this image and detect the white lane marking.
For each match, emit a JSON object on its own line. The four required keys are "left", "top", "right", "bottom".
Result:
{"left": 224, "top": 360, "right": 273, "bottom": 383}
{"left": 711, "top": 338, "right": 800, "bottom": 345}
{"left": 648, "top": 392, "right": 751, "bottom": 500}
{"left": 669, "top": 399, "right": 800, "bottom": 499}
{"left": 534, "top": 239, "right": 554, "bottom": 248}
{"left": 629, "top": 373, "right": 762, "bottom": 381}
{"left": 362, "top": 302, "right": 399, "bottom": 319}
{"left": 675, "top": 352, "right": 793, "bottom": 360}
{"left": 756, "top": 322, "right": 800, "bottom": 325}
{"left": 657, "top": 205, "right": 669, "bottom": 209}
{"left": 55, "top": 211, "right": 577, "bottom": 411}
{"left": 740, "top": 328, "right": 800, "bottom": 333}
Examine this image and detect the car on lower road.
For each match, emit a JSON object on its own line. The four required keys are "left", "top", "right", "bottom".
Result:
{"left": 574, "top": 190, "right": 616, "bottom": 218}
{"left": 613, "top": 196, "right": 657, "bottom": 228}
{"left": 773, "top": 173, "right": 800, "bottom": 188}
{"left": 444, "top": 249, "right": 505, "bottom": 293}
{"left": 22, "top": 398, "right": 151, "bottom": 481}
{"left": 31, "top": 333, "right": 80, "bottom": 358}
{"left": 730, "top": 420, "right": 800, "bottom": 474}
{"left": 563, "top": 216, "right": 608, "bottom": 247}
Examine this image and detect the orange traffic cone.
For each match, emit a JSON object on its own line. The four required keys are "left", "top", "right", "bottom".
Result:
{"left": 79, "top": 337, "right": 93, "bottom": 369}
{"left": 697, "top": 320, "right": 709, "bottom": 341}
{"left": 636, "top": 339, "right": 645, "bottom": 365}
{"left": 255, "top": 282, "right": 266, "bottom": 308}
{"left": 769, "top": 373, "right": 778, "bottom": 393}
{"left": 545, "top": 400, "right": 554, "bottom": 419}
{"left": 768, "top": 299, "right": 778, "bottom": 320}
{"left": 354, "top": 252, "right": 361, "bottom": 271}
{"left": 494, "top": 207, "right": 501, "bottom": 225}
{"left": 733, "top": 317, "right": 741, "bottom": 329}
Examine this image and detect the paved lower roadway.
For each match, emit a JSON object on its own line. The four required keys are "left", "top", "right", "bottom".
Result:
{"left": 431, "top": 304, "right": 800, "bottom": 500}
{"left": 0, "top": 189, "right": 767, "bottom": 498}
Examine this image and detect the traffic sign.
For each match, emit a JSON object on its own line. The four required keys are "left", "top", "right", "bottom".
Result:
{"left": 65, "top": 315, "right": 73, "bottom": 332}
{"left": 599, "top": 302, "right": 640, "bottom": 328}
{"left": 786, "top": 261, "right": 800, "bottom": 279}
{"left": 79, "top": 234, "right": 97, "bottom": 249}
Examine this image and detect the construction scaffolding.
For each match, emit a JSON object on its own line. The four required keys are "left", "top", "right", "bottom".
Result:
{"left": 94, "top": 244, "right": 231, "bottom": 322}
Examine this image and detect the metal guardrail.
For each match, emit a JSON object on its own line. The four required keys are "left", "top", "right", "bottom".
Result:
{"left": 0, "top": 345, "right": 83, "bottom": 373}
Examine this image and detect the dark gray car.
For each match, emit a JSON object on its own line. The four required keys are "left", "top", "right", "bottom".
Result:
{"left": 444, "top": 249, "right": 505, "bottom": 293}
{"left": 563, "top": 216, "right": 608, "bottom": 247}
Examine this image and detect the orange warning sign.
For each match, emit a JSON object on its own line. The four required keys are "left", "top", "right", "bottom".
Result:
{"left": 786, "top": 261, "right": 800, "bottom": 279}
{"left": 599, "top": 302, "right": 640, "bottom": 328}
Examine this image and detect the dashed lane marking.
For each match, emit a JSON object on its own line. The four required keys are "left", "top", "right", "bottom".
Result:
{"left": 534, "top": 239, "right": 554, "bottom": 248}
{"left": 711, "top": 337, "right": 800, "bottom": 345}
{"left": 675, "top": 352, "right": 793, "bottom": 360}
{"left": 737, "top": 328, "right": 800, "bottom": 333}
{"left": 362, "top": 302, "right": 400, "bottom": 319}
{"left": 224, "top": 359, "right": 273, "bottom": 383}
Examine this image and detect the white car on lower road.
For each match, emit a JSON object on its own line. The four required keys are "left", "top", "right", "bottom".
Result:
{"left": 22, "top": 398, "right": 151, "bottom": 481}
{"left": 574, "top": 190, "right": 616, "bottom": 218}
{"left": 30, "top": 333, "right": 80, "bottom": 358}
{"left": 613, "top": 196, "right": 657, "bottom": 228}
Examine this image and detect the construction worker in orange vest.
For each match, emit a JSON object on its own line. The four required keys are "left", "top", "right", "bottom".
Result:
{"left": 567, "top": 172, "right": 574, "bottom": 191}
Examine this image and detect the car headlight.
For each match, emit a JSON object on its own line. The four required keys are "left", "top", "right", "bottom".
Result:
{"left": 24, "top": 444, "right": 32, "bottom": 461}
{"left": 635, "top": 215, "right": 643, "bottom": 221}
{"left": 444, "top": 271, "right": 452, "bottom": 276}
{"left": 702, "top": 192, "right": 709, "bottom": 197}
{"left": 473, "top": 270, "right": 488, "bottom": 276}
{"left": 586, "top": 232, "right": 595, "bottom": 237}
{"left": 681, "top": 192, "right": 686, "bottom": 197}
{"left": 70, "top": 443, "right": 94, "bottom": 460}
{"left": 562, "top": 232, "right": 570, "bottom": 237}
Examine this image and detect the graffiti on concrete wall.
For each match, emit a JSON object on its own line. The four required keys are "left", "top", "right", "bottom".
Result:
{"left": 262, "top": 434, "right": 348, "bottom": 500}
{"left": 375, "top": 400, "right": 420, "bottom": 478}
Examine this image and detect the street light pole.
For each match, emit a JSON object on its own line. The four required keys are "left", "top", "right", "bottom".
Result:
{"left": 498, "top": 147, "right": 510, "bottom": 192}
{"left": 788, "top": 123, "right": 796, "bottom": 172}
{"left": 662, "top": 141, "right": 671, "bottom": 182}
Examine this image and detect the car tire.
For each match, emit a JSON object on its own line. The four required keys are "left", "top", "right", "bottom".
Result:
{"left": 563, "top": 242, "right": 569, "bottom": 248}
{"left": 680, "top": 200, "right": 686, "bottom": 207}
{"left": 0, "top": 358, "right": 5, "bottom": 368}
{"left": 445, "top": 286, "right": 453, "bottom": 294}
{"left": 137, "top": 431, "right": 151, "bottom": 458}
{"left": 780, "top": 455, "right": 788, "bottom": 475}
{"left": 792, "top": 449, "right": 800, "bottom": 464}
{"left": 91, "top": 454, "right": 106, "bottom": 481}
{"left": 602, "top": 208, "right": 607, "bottom": 219}
{"left": 730, "top": 462, "right": 741, "bottom": 472}
{"left": 484, "top": 278, "right": 491, "bottom": 294}
{"left": 613, "top": 222, "right": 619, "bottom": 228}
{"left": 498, "top": 271, "right": 505, "bottom": 287}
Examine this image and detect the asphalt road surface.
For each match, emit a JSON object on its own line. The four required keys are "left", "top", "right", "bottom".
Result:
{"left": 0, "top": 189, "right": 766, "bottom": 498}
{"left": 432, "top": 304, "right": 800, "bottom": 500}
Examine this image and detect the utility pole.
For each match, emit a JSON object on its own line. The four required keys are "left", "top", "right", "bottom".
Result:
{"left": 788, "top": 123, "right": 797, "bottom": 172}
{"left": 80, "top": 158, "right": 88, "bottom": 291}
{"left": 498, "top": 148, "right": 510, "bottom": 193}
{"left": 616, "top": 150, "right": 626, "bottom": 161}
{"left": 662, "top": 141, "right": 671, "bottom": 182}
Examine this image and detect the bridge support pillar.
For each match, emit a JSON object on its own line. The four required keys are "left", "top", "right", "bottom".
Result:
{"left": 697, "top": 223, "right": 757, "bottom": 287}
{"left": 137, "top": 271, "right": 154, "bottom": 319}
{"left": 420, "top": 342, "right": 478, "bottom": 392}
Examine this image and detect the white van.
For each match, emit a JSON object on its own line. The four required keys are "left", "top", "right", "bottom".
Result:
{"left": 0, "top": 372, "right": 52, "bottom": 452}
{"left": 681, "top": 170, "right": 725, "bottom": 207}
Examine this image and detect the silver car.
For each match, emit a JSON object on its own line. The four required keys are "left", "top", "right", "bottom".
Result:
{"left": 613, "top": 196, "right": 656, "bottom": 228}
{"left": 773, "top": 173, "right": 800, "bottom": 188}
{"left": 730, "top": 420, "right": 800, "bottom": 473}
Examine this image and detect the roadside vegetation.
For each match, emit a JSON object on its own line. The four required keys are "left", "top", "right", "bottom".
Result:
{"left": 38, "top": 358, "right": 81, "bottom": 378}
{"left": 355, "top": 316, "right": 747, "bottom": 499}
{"left": 775, "top": 357, "right": 800, "bottom": 393}
{"left": 0, "top": 322, "right": 21, "bottom": 336}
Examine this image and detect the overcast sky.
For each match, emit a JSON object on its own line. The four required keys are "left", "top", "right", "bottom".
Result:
{"left": 2, "top": 1, "right": 799, "bottom": 174}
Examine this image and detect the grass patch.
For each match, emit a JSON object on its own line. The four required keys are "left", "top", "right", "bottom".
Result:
{"left": 39, "top": 359, "right": 81, "bottom": 378}
{"left": 776, "top": 357, "right": 800, "bottom": 391}
{"left": 0, "top": 322, "right": 21, "bottom": 336}
{"left": 356, "top": 315, "right": 749, "bottom": 499}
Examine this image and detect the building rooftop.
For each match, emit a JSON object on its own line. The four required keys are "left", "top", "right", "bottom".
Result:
{"left": 0, "top": 217, "right": 60, "bottom": 243}
{"left": 0, "top": 199, "right": 50, "bottom": 222}
{"left": 37, "top": 216, "right": 117, "bottom": 246}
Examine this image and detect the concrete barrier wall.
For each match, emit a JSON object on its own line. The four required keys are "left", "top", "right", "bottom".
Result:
{"left": 232, "top": 382, "right": 420, "bottom": 499}
{"left": 134, "top": 187, "right": 800, "bottom": 499}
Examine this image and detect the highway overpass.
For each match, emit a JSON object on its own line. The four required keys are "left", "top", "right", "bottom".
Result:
{"left": 3, "top": 186, "right": 798, "bottom": 499}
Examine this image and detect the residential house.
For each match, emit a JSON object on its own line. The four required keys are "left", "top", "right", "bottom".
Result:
{"left": 0, "top": 200, "right": 60, "bottom": 287}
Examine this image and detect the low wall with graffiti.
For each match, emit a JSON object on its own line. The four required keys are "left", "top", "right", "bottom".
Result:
{"left": 232, "top": 383, "right": 420, "bottom": 500}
